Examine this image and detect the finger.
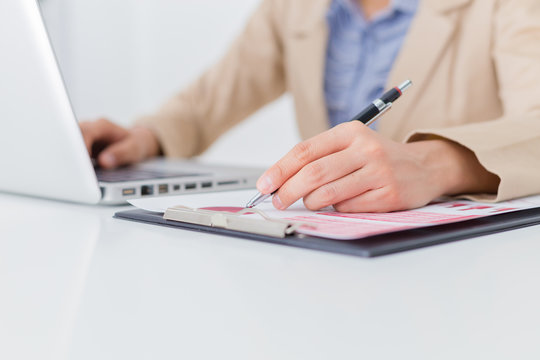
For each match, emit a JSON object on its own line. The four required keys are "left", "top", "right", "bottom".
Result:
{"left": 256, "top": 122, "right": 364, "bottom": 194}
{"left": 302, "top": 167, "right": 376, "bottom": 210}
{"left": 332, "top": 187, "right": 404, "bottom": 213}
{"left": 97, "top": 136, "right": 143, "bottom": 169}
{"left": 80, "top": 119, "right": 128, "bottom": 156}
{"left": 273, "top": 147, "right": 366, "bottom": 209}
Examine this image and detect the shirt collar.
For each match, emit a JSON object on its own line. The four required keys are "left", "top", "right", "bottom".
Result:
{"left": 329, "top": 0, "right": 418, "bottom": 21}
{"left": 392, "top": 0, "right": 419, "bottom": 14}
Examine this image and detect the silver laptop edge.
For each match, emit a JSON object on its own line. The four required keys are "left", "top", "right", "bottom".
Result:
{"left": 0, "top": 0, "right": 261, "bottom": 205}
{"left": 97, "top": 159, "right": 262, "bottom": 205}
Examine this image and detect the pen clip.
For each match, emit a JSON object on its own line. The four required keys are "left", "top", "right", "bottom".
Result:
{"left": 364, "top": 102, "right": 392, "bottom": 127}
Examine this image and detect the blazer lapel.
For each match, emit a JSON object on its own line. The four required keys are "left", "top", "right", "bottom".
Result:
{"left": 379, "top": 0, "right": 472, "bottom": 139}
{"left": 288, "top": 0, "right": 332, "bottom": 139}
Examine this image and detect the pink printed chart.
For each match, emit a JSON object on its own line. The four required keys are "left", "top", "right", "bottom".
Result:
{"left": 129, "top": 190, "right": 540, "bottom": 241}
{"left": 252, "top": 196, "right": 540, "bottom": 240}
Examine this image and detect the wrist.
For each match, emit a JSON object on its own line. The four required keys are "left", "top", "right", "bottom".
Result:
{"left": 412, "top": 139, "right": 500, "bottom": 196}
{"left": 405, "top": 140, "right": 458, "bottom": 198}
{"left": 132, "top": 126, "right": 162, "bottom": 158}
{"left": 425, "top": 140, "right": 469, "bottom": 196}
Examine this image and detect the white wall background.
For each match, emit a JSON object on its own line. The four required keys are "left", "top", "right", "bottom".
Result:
{"left": 40, "top": 0, "right": 300, "bottom": 167}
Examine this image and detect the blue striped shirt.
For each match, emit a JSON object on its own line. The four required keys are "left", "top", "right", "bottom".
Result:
{"left": 324, "top": 0, "right": 418, "bottom": 127}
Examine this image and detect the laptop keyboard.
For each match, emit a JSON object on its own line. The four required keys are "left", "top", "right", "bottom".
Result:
{"left": 96, "top": 167, "right": 204, "bottom": 183}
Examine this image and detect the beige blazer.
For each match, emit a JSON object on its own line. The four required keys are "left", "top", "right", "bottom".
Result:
{"left": 138, "top": 0, "right": 540, "bottom": 202}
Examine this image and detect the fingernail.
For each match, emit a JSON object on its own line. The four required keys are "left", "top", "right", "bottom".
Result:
{"left": 101, "top": 153, "right": 116, "bottom": 167}
{"left": 273, "top": 194, "right": 284, "bottom": 210}
{"left": 256, "top": 175, "right": 273, "bottom": 194}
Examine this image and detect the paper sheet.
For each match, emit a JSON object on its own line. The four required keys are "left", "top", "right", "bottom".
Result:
{"left": 129, "top": 190, "right": 540, "bottom": 240}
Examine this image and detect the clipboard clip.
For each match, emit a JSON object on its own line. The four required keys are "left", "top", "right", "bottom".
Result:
{"left": 163, "top": 206, "right": 304, "bottom": 238}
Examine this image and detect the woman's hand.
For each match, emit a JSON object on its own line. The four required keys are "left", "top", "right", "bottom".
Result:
{"left": 256, "top": 121, "right": 499, "bottom": 213}
{"left": 79, "top": 118, "right": 161, "bottom": 169}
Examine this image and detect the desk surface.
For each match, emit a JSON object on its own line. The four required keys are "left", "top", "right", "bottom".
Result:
{"left": 2, "top": 192, "right": 540, "bottom": 360}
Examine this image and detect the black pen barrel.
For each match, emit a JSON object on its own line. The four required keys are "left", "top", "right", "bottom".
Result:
{"left": 350, "top": 104, "right": 380, "bottom": 124}
{"left": 380, "top": 87, "right": 402, "bottom": 104}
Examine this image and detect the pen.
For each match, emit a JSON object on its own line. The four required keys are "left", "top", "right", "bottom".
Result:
{"left": 245, "top": 79, "right": 413, "bottom": 209}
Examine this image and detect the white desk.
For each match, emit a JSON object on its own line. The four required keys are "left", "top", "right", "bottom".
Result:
{"left": 2, "top": 192, "right": 540, "bottom": 360}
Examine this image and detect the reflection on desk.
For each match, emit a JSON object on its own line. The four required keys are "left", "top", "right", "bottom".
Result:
{"left": 1, "top": 192, "right": 540, "bottom": 360}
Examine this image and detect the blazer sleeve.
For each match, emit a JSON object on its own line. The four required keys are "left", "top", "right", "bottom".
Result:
{"left": 406, "top": 0, "right": 540, "bottom": 202}
{"left": 136, "top": 0, "right": 286, "bottom": 158}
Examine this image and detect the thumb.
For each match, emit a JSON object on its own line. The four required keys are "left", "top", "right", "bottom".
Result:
{"left": 98, "top": 137, "right": 143, "bottom": 169}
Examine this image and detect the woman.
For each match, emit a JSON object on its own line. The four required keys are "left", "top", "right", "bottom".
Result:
{"left": 81, "top": 0, "right": 540, "bottom": 212}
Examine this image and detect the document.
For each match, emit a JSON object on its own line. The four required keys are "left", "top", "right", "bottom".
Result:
{"left": 129, "top": 190, "right": 540, "bottom": 240}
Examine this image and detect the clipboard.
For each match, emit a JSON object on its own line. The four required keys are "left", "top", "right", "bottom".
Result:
{"left": 114, "top": 206, "right": 540, "bottom": 257}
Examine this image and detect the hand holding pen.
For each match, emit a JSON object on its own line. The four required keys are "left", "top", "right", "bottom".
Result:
{"left": 246, "top": 78, "right": 499, "bottom": 213}
{"left": 247, "top": 80, "right": 414, "bottom": 209}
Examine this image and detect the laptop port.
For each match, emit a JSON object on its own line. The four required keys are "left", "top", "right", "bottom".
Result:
{"left": 185, "top": 183, "right": 197, "bottom": 190}
{"left": 217, "top": 180, "right": 239, "bottom": 186}
{"left": 122, "top": 188, "right": 136, "bottom": 196}
{"left": 141, "top": 185, "right": 154, "bottom": 196}
{"left": 158, "top": 184, "right": 168, "bottom": 194}
{"left": 173, "top": 184, "right": 181, "bottom": 191}
{"left": 201, "top": 181, "right": 213, "bottom": 189}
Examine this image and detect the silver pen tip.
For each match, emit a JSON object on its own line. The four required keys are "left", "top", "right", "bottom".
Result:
{"left": 246, "top": 191, "right": 273, "bottom": 209}
{"left": 246, "top": 192, "right": 263, "bottom": 209}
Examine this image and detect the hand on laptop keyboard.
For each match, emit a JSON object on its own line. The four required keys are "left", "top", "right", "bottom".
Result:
{"left": 79, "top": 118, "right": 162, "bottom": 169}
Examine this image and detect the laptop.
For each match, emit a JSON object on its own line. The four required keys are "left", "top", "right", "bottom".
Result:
{"left": 0, "top": 0, "right": 262, "bottom": 204}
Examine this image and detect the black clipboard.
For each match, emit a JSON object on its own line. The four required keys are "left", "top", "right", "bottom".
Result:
{"left": 114, "top": 207, "right": 540, "bottom": 257}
